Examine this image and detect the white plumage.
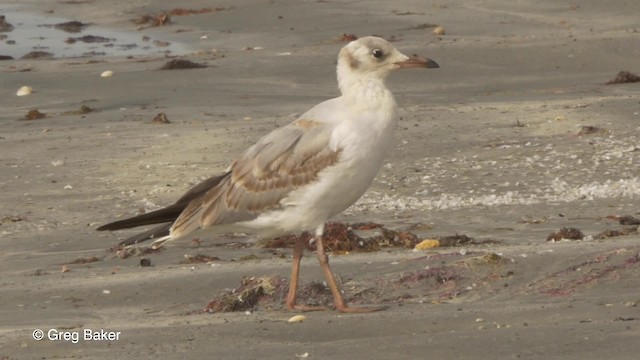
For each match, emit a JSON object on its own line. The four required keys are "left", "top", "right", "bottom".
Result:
{"left": 98, "top": 36, "right": 438, "bottom": 312}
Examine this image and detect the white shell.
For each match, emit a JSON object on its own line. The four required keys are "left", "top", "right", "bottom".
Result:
{"left": 16, "top": 86, "right": 33, "bottom": 96}
{"left": 100, "top": 70, "right": 114, "bottom": 78}
{"left": 287, "top": 315, "right": 306, "bottom": 323}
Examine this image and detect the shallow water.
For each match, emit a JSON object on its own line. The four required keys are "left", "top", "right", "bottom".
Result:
{"left": 0, "top": 5, "right": 190, "bottom": 59}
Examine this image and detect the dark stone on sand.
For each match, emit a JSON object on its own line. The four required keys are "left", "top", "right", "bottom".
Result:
{"left": 152, "top": 112, "right": 171, "bottom": 124}
{"left": 546, "top": 227, "right": 585, "bottom": 241}
{"left": 22, "top": 109, "right": 47, "bottom": 120}
{"left": 0, "top": 15, "right": 14, "bottom": 32}
{"left": 159, "top": 59, "right": 207, "bottom": 70}
{"left": 21, "top": 51, "right": 55, "bottom": 59}
{"left": 66, "top": 35, "right": 114, "bottom": 44}
{"left": 606, "top": 70, "right": 640, "bottom": 85}
{"left": 54, "top": 21, "right": 89, "bottom": 33}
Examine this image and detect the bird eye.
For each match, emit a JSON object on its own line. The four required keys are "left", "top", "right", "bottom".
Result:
{"left": 372, "top": 49, "right": 384, "bottom": 58}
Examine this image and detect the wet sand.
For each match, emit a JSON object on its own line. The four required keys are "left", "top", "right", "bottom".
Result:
{"left": 1, "top": 0, "right": 640, "bottom": 359}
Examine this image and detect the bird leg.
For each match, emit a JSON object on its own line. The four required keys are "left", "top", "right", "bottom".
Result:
{"left": 315, "top": 235, "right": 388, "bottom": 313}
{"left": 285, "top": 235, "right": 327, "bottom": 312}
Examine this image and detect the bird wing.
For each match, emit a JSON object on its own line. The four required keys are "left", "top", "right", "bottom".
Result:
{"left": 96, "top": 173, "right": 229, "bottom": 232}
{"left": 169, "top": 118, "right": 342, "bottom": 238}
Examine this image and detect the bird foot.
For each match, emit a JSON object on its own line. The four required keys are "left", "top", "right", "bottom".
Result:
{"left": 286, "top": 303, "right": 328, "bottom": 312}
{"left": 335, "top": 304, "right": 389, "bottom": 313}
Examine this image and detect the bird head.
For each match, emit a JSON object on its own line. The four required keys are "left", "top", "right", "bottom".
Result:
{"left": 337, "top": 36, "right": 438, "bottom": 92}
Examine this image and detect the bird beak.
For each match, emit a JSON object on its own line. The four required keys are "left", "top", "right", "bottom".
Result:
{"left": 395, "top": 57, "right": 440, "bottom": 69}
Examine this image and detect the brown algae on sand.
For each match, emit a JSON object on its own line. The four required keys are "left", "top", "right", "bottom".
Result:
{"left": 159, "top": 59, "right": 207, "bottom": 70}
{"left": 546, "top": 227, "right": 585, "bottom": 242}
{"left": 22, "top": 109, "right": 46, "bottom": 120}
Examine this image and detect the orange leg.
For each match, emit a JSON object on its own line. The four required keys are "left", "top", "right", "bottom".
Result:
{"left": 285, "top": 236, "right": 326, "bottom": 312}
{"left": 315, "top": 235, "right": 388, "bottom": 313}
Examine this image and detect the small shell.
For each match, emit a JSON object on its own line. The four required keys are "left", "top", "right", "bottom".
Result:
{"left": 287, "top": 315, "right": 306, "bottom": 323}
{"left": 432, "top": 26, "right": 445, "bottom": 35}
{"left": 16, "top": 86, "right": 33, "bottom": 96}
{"left": 100, "top": 70, "right": 114, "bottom": 78}
{"left": 414, "top": 239, "right": 440, "bottom": 250}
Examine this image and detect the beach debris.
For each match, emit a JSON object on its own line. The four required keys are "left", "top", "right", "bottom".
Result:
{"left": 65, "top": 256, "right": 100, "bottom": 265}
{"left": 168, "top": 7, "right": 229, "bottom": 16}
{"left": 529, "top": 250, "right": 640, "bottom": 297}
{"left": 81, "top": 51, "right": 106, "bottom": 57}
{"left": 71, "top": 105, "right": 94, "bottom": 115}
{"left": 100, "top": 70, "right": 113, "bottom": 77}
{"left": 337, "top": 33, "right": 358, "bottom": 42}
{"left": 437, "top": 234, "right": 490, "bottom": 247}
{"left": 546, "top": 227, "right": 585, "bottom": 242}
{"left": 112, "top": 245, "right": 164, "bottom": 259}
{"left": 159, "top": 59, "right": 207, "bottom": 70}
{"left": 102, "top": 289, "right": 111, "bottom": 294}
{"left": 21, "top": 51, "right": 54, "bottom": 59}
{"left": 182, "top": 254, "right": 221, "bottom": 264}
{"left": 432, "top": 26, "right": 446, "bottom": 35}
{"left": 61, "top": 105, "right": 94, "bottom": 116}
{"left": 608, "top": 215, "right": 640, "bottom": 225}
{"left": 238, "top": 254, "right": 261, "bottom": 261}
{"left": 1, "top": 214, "right": 27, "bottom": 224}
{"left": 132, "top": 12, "right": 171, "bottom": 27}
{"left": 481, "top": 253, "right": 504, "bottom": 264}
{"left": 139, "top": 258, "right": 152, "bottom": 267}
{"left": 204, "top": 276, "right": 286, "bottom": 313}
{"left": 605, "top": 70, "right": 640, "bottom": 85}
{"left": 594, "top": 227, "right": 638, "bottom": 239}
{"left": 0, "top": 15, "right": 14, "bottom": 32}
{"left": 153, "top": 40, "right": 171, "bottom": 47}
{"left": 22, "top": 109, "right": 46, "bottom": 120}
{"left": 405, "top": 23, "right": 438, "bottom": 31}
{"left": 518, "top": 215, "right": 548, "bottom": 224}
{"left": 576, "top": 125, "right": 608, "bottom": 136}
{"left": 395, "top": 265, "right": 461, "bottom": 286}
{"left": 65, "top": 35, "right": 113, "bottom": 44}
{"left": 53, "top": 20, "right": 89, "bottom": 33}
{"left": 152, "top": 112, "right": 171, "bottom": 124}
{"left": 287, "top": 315, "right": 306, "bottom": 323}
{"left": 393, "top": 10, "right": 423, "bottom": 15}
{"left": 62, "top": 105, "right": 95, "bottom": 115}
{"left": 61, "top": 265, "right": 70, "bottom": 273}
{"left": 265, "top": 222, "right": 494, "bottom": 252}
{"left": 295, "top": 353, "right": 310, "bottom": 358}
{"left": 16, "top": 86, "right": 33, "bottom": 96}
{"left": 0, "top": 55, "right": 13, "bottom": 60}
{"left": 414, "top": 239, "right": 440, "bottom": 250}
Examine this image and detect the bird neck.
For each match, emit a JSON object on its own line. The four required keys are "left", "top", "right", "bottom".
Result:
{"left": 337, "top": 71, "right": 391, "bottom": 104}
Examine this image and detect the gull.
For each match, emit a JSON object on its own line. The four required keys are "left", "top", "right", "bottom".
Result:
{"left": 97, "top": 36, "right": 439, "bottom": 312}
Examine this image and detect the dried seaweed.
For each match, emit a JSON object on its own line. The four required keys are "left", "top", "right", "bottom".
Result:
{"left": 606, "top": 71, "right": 640, "bottom": 85}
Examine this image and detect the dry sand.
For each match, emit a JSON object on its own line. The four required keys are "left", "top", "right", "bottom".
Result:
{"left": 1, "top": 0, "right": 640, "bottom": 359}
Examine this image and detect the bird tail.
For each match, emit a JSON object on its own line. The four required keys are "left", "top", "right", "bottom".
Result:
{"left": 151, "top": 235, "right": 174, "bottom": 249}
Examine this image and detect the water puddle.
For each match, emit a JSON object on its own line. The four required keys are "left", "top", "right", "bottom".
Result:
{"left": 0, "top": 5, "right": 191, "bottom": 59}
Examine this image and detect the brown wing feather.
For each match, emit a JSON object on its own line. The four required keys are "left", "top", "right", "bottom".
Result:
{"left": 170, "top": 119, "right": 341, "bottom": 238}
{"left": 96, "top": 173, "right": 228, "bottom": 232}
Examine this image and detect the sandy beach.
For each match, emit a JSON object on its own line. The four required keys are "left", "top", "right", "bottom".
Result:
{"left": 1, "top": 0, "right": 639, "bottom": 359}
